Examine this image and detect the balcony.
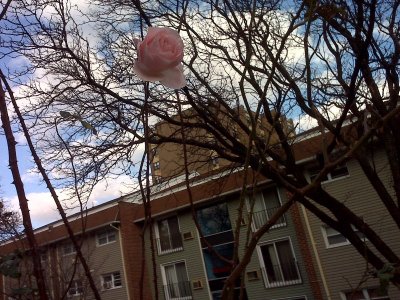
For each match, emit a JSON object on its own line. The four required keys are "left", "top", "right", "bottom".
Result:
{"left": 156, "top": 232, "right": 183, "bottom": 254}
{"left": 261, "top": 260, "right": 302, "bottom": 288}
{"left": 252, "top": 206, "right": 286, "bottom": 230}
{"left": 163, "top": 281, "right": 192, "bottom": 300}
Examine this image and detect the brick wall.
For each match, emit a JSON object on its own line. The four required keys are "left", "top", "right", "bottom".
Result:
{"left": 118, "top": 201, "right": 152, "bottom": 300}
{"left": 289, "top": 197, "right": 324, "bottom": 300}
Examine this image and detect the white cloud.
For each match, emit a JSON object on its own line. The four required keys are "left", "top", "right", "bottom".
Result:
{"left": 6, "top": 175, "right": 138, "bottom": 229}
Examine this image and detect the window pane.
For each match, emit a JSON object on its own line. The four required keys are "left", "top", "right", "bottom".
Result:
{"left": 328, "top": 234, "right": 348, "bottom": 245}
{"left": 330, "top": 164, "right": 349, "bottom": 179}
{"left": 203, "top": 243, "right": 234, "bottom": 280}
{"left": 325, "top": 227, "right": 348, "bottom": 245}
{"left": 261, "top": 244, "right": 282, "bottom": 282}
{"left": 158, "top": 219, "right": 172, "bottom": 251}
{"left": 197, "top": 203, "right": 232, "bottom": 235}
{"left": 164, "top": 262, "right": 191, "bottom": 299}
{"left": 158, "top": 216, "right": 183, "bottom": 252}
{"left": 168, "top": 217, "right": 183, "bottom": 249}
{"left": 345, "top": 290, "right": 366, "bottom": 300}
{"left": 108, "top": 231, "right": 116, "bottom": 242}
{"left": 275, "top": 240, "right": 299, "bottom": 281}
{"left": 113, "top": 272, "right": 122, "bottom": 286}
{"left": 260, "top": 240, "right": 300, "bottom": 285}
{"left": 262, "top": 188, "right": 280, "bottom": 210}
{"left": 252, "top": 194, "right": 267, "bottom": 229}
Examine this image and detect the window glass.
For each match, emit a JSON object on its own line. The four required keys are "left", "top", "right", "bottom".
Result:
{"left": 197, "top": 203, "right": 232, "bottom": 235}
{"left": 62, "top": 242, "right": 75, "bottom": 256}
{"left": 97, "top": 229, "right": 116, "bottom": 246}
{"left": 102, "top": 272, "right": 121, "bottom": 289}
{"left": 308, "top": 163, "right": 349, "bottom": 182}
{"left": 68, "top": 280, "right": 83, "bottom": 296}
{"left": 324, "top": 226, "right": 364, "bottom": 247}
{"left": 203, "top": 243, "right": 234, "bottom": 280}
{"left": 344, "top": 287, "right": 390, "bottom": 299}
{"left": 251, "top": 188, "right": 285, "bottom": 229}
{"left": 157, "top": 216, "right": 183, "bottom": 253}
{"left": 163, "top": 261, "right": 191, "bottom": 299}
{"left": 259, "top": 239, "right": 301, "bottom": 287}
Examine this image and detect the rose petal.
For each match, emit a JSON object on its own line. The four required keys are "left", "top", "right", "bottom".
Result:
{"left": 159, "top": 64, "right": 186, "bottom": 89}
{"left": 133, "top": 38, "right": 141, "bottom": 48}
{"left": 133, "top": 61, "right": 164, "bottom": 82}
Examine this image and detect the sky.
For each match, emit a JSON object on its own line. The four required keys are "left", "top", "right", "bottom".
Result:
{"left": 0, "top": 134, "right": 139, "bottom": 228}
{"left": 0, "top": 0, "right": 141, "bottom": 228}
{"left": 0, "top": 0, "right": 327, "bottom": 229}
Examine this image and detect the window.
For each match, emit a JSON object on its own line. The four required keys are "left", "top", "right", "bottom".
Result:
{"left": 40, "top": 253, "right": 48, "bottom": 264}
{"left": 322, "top": 226, "right": 365, "bottom": 248}
{"left": 274, "top": 297, "right": 307, "bottom": 300}
{"left": 68, "top": 280, "right": 83, "bottom": 297}
{"left": 156, "top": 216, "right": 183, "bottom": 254}
{"left": 249, "top": 188, "right": 286, "bottom": 230}
{"left": 308, "top": 163, "right": 349, "bottom": 182}
{"left": 341, "top": 287, "right": 390, "bottom": 299}
{"left": 97, "top": 229, "right": 116, "bottom": 246}
{"left": 101, "top": 272, "right": 122, "bottom": 290}
{"left": 197, "top": 203, "right": 232, "bottom": 236}
{"left": 161, "top": 261, "right": 192, "bottom": 300}
{"left": 151, "top": 147, "right": 158, "bottom": 158}
{"left": 210, "top": 157, "right": 219, "bottom": 167}
{"left": 197, "top": 203, "right": 246, "bottom": 299}
{"left": 154, "top": 161, "right": 160, "bottom": 170}
{"left": 62, "top": 242, "right": 76, "bottom": 256}
{"left": 258, "top": 238, "right": 301, "bottom": 288}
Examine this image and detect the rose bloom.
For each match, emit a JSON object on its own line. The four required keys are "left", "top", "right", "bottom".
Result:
{"left": 133, "top": 27, "right": 186, "bottom": 89}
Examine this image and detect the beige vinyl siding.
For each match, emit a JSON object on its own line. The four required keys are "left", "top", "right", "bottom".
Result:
{"left": 145, "top": 188, "right": 315, "bottom": 300}
{"left": 303, "top": 150, "right": 400, "bottom": 300}
{"left": 56, "top": 226, "right": 128, "bottom": 300}
{"left": 145, "top": 212, "right": 211, "bottom": 300}
{"left": 232, "top": 189, "right": 315, "bottom": 300}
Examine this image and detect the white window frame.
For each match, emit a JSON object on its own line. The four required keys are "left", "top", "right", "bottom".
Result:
{"left": 160, "top": 260, "right": 192, "bottom": 300}
{"left": 256, "top": 237, "right": 302, "bottom": 288}
{"left": 62, "top": 242, "right": 76, "bottom": 256}
{"left": 155, "top": 215, "right": 183, "bottom": 255}
{"left": 96, "top": 229, "right": 116, "bottom": 246}
{"left": 322, "top": 225, "right": 365, "bottom": 248}
{"left": 154, "top": 161, "right": 160, "bottom": 170}
{"left": 247, "top": 187, "right": 286, "bottom": 231}
{"left": 340, "top": 287, "right": 390, "bottom": 300}
{"left": 273, "top": 297, "right": 307, "bottom": 300}
{"left": 308, "top": 163, "right": 349, "bottom": 183}
{"left": 101, "top": 271, "right": 122, "bottom": 290}
{"left": 40, "top": 252, "right": 48, "bottom": 264}
{"left": 67, "top": 280, "right": 83, "bottom": 297}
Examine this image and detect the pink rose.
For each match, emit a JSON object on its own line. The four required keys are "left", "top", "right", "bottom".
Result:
{"left": 133, "top": 27, "right": 186, "bottom": 89}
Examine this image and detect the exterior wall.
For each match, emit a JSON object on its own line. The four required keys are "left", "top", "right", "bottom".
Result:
{"left": 150, "top": 106, "right": 293, "bottom": 182}
{"left": 143, "top": 186, "right": 316, "bottom": 300}
{"left": 300, "top": 150, "right": 400, "bottom": 300}
{"left": 144, "top": 210, "right": 211, "bottom": 300}
{"left": 1, "top": 225, "right": 129, "bottom": 300}
{"left": 241, "top": 188, "right": 316, "bottom": 300}
{"left": 118, "top": 201, "right": 152, "bottom": 300}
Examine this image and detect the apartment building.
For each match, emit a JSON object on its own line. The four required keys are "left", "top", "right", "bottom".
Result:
{"left": 1, "top": 119, "right": 399, "bottom": 300}
{"left": 0, "top": 200, "right": 150, "bottom": 300}
{"left": 149, "top": 105, "right": 294, "bottom": 183}
{"left": 293, "top": 134, "right": 400, "bottom": 300}
{"left": 133, "top": 169, "right": 320, "bottom": 300}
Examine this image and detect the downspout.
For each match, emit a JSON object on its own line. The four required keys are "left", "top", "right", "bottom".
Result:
{"left": 110, "top": 221, "right": 130, "bottom": 300}
{"left": 301, "top": 204, "right": 332, "bottom": 300}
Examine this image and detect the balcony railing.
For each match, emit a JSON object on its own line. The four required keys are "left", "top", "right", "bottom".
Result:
{"left": 261, "top": 260, "right": 302, "bottom": 288}
{"left": 156, "top": 232, "right": 183, "bottom": 254}
{"left": 163, "top": 281, "right": 192, "bottom": 300}
{"left": 252, "top": 206, "right": 286, "bottom": 229}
